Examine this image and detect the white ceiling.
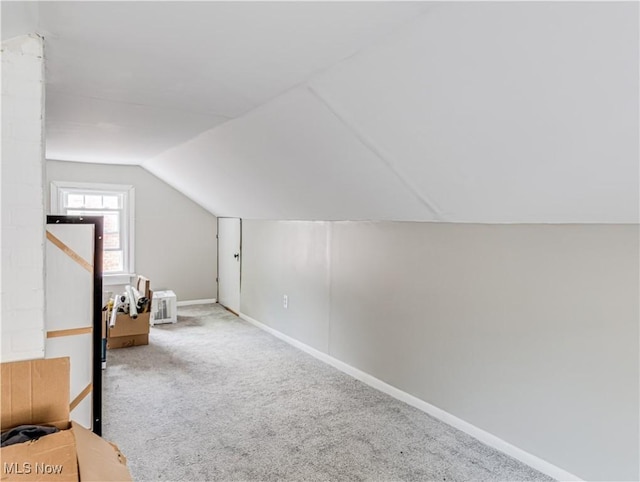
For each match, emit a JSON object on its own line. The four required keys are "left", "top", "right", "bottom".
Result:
{"left": 309, "top": 2, "right": 640, "bottom": 223}
{"left": 27, "top": 1, "right": 429, "bottom": 165}
{"left": 146, "top": 86, "right": 433, "bottom": 221}
{"left": 3, "top": 1, "right": 638, "bottom": 222}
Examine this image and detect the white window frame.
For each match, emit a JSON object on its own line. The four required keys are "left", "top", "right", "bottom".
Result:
{"left": 50, "top": 181, "right": 135, "bottom": 286}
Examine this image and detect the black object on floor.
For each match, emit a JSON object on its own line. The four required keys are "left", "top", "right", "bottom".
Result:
{"left": 1, "top": 425, "right": 60, "bottom": 447}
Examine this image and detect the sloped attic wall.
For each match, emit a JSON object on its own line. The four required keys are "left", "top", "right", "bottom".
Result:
{"left": 146, "top": 87, "right": 434, "bottom": 221}
{"left": 144, "top": 2, "right": 638, "bottom": 224}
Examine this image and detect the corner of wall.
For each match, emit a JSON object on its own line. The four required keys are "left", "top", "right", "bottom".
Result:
{"left": 1, "top": 34, "right": 46, "bottom": 361}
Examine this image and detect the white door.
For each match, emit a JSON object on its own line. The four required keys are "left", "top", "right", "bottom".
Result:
{"left": 218, "top": 218, "right": 241, "bottom": 314}
{"left": 45, "top": 223, "right": 95, "bottom": 429}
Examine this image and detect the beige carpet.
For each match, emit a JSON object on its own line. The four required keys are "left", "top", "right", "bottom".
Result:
{"left": 102, "top": 303, "right": 552, "bottom": 482}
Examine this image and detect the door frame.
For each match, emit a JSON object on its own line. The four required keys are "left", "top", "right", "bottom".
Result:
{"left": 216, "top": 217, "right": 242, "bottom": 314}
{"left": 46, "top": 215, "right": 104, "bottom": 435}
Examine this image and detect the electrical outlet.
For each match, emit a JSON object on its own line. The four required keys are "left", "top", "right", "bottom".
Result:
{"left": 283, "top": 295, "right": 288, "bottom": 309}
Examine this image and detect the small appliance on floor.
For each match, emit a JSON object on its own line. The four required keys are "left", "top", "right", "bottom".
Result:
{"left": 150, "top": 290, "right": 177, "bottom": 325}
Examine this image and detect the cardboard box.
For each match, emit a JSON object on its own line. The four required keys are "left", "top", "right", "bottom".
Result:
{"left": 1, "top": 357, "right": 132, "bottom": 481}
{"left": 108, "top": 312, "right": 150, "bottom": 338}
{"left": 106, "top": 334, "right": 148, "bottom": 350}
{"left": 1, "top": 428, "right": 77, "bottom": 481}
{"left": 106, "top": 275, "right": 153, "bottom": 350}
{"left": 135, "top": 275, "right": 150, "bottom": 301}
{"left": 106, "top": 311, "right": 149, "bottom": 349}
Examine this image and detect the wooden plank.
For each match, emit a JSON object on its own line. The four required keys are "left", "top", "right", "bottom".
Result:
{"left": 70, "top": 383, "right": 92, "bottom": 412}
{"left": 46, "top": 230, "right": 93, "bottom": 273}
{"left": 47, "top": 326, "right": 93, "bottom": 338}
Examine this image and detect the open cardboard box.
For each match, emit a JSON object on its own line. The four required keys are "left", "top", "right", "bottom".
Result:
{"left": 106, "top": 275, "right": 153, "bottom": 349}
{"left": 1, "top": 357, "right": 132, "bottom": 481}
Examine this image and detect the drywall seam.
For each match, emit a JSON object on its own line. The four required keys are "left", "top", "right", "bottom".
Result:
{"left": 176, "top": 298, "right": 217, "bottom": 307}
{"left": 307, "top": 84, "right": 443, "bottom": 220}
{"left": 239, "top": 311, "right": 583, "bottom": 482}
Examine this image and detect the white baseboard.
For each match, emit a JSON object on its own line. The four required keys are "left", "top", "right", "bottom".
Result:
{"left": 239, "top": 312, "right": 582, "bottom": 482}
{"left": 177, "top": 298, "right": 217, "bottom": 307}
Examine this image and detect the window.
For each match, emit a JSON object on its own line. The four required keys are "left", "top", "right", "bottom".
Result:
{"left": 51, "top": 182, "right": 135, "bottom": 282}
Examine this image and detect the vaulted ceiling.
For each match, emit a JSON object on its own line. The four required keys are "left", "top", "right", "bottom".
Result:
{"left": 3, "top": 1, "right": 638, "bottom": 223}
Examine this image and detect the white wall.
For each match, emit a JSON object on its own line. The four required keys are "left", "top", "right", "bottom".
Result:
{"left": 1, "top": 34, "right": 46, "bottom": 362}
{"left": 241, "top": 220, "right": 639, "bottom": 481}
{"left": 46, "top": 160, "right": 217, "bottom": 302}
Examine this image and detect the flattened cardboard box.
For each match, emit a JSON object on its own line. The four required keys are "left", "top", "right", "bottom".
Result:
{"left": 0, "top": 358, "right": 132, "bottom": 481}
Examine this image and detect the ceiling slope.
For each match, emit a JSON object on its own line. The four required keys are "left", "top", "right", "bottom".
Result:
{"left": 310, "top": 2, "right": 639, "bottom": 223}
{"left": 35, "top": 1, "right": 429, "bottom": 165}
{"left": 144, "top": 86, "right": 434, "bottom": 221}
{"left": 145, "top": 2, "right": 639, "bottom": 223}
{"left": 4, "top": 1, "right": 637, "bottom": 223}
